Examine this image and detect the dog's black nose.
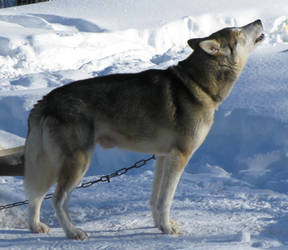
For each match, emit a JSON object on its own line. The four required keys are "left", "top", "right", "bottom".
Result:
{"left": 254, "top": 19, "right": 262, "bottom": 26}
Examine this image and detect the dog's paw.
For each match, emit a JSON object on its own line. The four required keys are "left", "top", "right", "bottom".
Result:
{"left": 30, "top": 222, "right": 50, "bottom": 234}
{"left": 160, "top": 219, "right": 182, "bottom": 235}
{"left": 169, "top": 219, "right": 182, "bottom": 235}
{"left": 67, "top": 228, "right": 88, "bottom": 240}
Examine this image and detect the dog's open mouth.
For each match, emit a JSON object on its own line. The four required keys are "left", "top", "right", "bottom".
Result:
{"left": 255, "top": 33, "right": 265, "bottom": 43}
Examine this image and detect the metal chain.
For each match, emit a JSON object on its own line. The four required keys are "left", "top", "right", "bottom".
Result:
{"left": 0, "top": 155, "right": 155, "bottom": 211}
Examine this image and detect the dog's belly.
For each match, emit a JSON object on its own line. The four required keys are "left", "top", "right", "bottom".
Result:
{"left": 96, "top": 129, "right": 176, "bottom": 155}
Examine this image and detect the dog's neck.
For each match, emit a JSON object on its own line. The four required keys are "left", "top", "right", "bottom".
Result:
{"left": 175, "top": 52, "right": 240, "bottom": 106}
{"left": 168, "top": 65, "right": 223, "bottom": 107}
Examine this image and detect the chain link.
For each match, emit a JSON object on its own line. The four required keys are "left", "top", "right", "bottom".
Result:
{"left": 0, "top": 155, "right": 155, "bottom": 211}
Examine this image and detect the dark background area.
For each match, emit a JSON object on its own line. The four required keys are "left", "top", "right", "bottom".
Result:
{"left": 1, "top": 0, "right": 49, "bottom": 8}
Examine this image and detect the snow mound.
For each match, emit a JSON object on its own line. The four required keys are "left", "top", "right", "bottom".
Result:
{"left": 0, "top": 14, "right": 53, "bottom": 30}
{"left": 270, "top": 16, "right": 288, "bottom": 43}
{"left": 0, "top": 130, "right": 25, "bottom": 149}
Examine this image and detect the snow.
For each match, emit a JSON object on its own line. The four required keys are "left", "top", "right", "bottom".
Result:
{"left": 1, "top": 0, "right": 288, "bottom": 249}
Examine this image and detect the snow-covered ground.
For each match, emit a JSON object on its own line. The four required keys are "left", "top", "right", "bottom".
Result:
{"left": 1, "top": 0, "right": 288, "bottom": 249}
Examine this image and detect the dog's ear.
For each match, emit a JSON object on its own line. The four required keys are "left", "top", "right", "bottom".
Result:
{"left": 187, "top": 38, "right": 202, "bottom": 50}
{"left": 199, "top": 39, "right": 221, "bottom": 55}
{"left": 199, "top": 39, "right": 230, "bottom": 56}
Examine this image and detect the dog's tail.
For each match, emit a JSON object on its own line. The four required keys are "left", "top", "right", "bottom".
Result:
{"left": 0, "top": 146, "right": 25, "bottom": 176}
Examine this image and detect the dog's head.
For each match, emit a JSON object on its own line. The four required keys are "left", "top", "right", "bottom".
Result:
{"left": 187, "top": 20, "right": 264, "bottom": 67}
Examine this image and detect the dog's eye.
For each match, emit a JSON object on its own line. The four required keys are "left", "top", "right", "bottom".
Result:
{"left": 229, "top": 44, "right": 234, "bottom": 54}
{"left": 235, "top": 30, "right": 245, "bottom": 40}
{"left": 231, "top": 29, "right": 244, "bottom": 41}
{"left": 232, "top": 28, "right": 241, "bottom": 35}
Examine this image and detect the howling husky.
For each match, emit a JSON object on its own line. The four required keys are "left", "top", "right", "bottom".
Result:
{"left": 2, "top": 20, "right": 264, "bottom": 240}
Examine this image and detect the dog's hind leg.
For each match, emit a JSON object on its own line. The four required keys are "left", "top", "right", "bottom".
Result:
{"left": 53, "top": 150, "right": 92, "bottom": 240}
{"left": 150, "top": 156, "right": 166, "bottom": 227}
{"left": 25, "top": 150, "right": 55, "bottom": 234}
{"left": 156, "top": 149, "right": 189, "bottom": 235}
{"left": 27, "top": 192, "right": 51, "bottom": 233}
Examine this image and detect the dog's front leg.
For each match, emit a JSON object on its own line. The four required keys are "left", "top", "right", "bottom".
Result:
{"left": 156, "top": 149, "right": 188, "bottom": 234}
{"left": 150, "top": 156, "right": 165, "bottom": 227}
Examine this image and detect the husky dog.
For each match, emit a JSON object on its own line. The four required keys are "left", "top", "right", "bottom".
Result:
{"left": 2, "top": 20, "right": 264, "bottom": 240}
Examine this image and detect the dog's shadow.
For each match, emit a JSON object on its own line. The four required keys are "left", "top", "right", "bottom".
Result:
{"left": 0, "top": 229, "right": 66, "bottom": 244}
{"left": 252, "top": 215, "right": 288, "bottom": 247}
{"left": 90, "top": 226, "right": 161, "bottom": 240}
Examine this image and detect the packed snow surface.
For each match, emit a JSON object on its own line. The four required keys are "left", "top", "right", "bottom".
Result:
{"left": 1, "top": 0, "right": 288, "bottom": 249}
